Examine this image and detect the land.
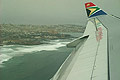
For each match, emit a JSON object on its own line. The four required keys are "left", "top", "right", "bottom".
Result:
{"left": 0, "top": 24, "right": 85, "bottom": 45}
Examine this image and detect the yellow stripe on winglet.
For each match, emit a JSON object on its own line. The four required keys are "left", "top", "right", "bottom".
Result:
{"left": 88, "top": 8, "right": 96, "bottom": 16}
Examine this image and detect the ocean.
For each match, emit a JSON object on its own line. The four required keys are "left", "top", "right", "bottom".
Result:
{"left": 0, "top": 39, "right": 73, "bottom": 80}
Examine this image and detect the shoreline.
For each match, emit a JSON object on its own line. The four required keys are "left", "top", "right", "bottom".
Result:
{"left": 0, "top": 39, "right": 70, "bottom": 67}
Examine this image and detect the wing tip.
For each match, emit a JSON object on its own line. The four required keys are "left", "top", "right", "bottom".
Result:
{"left": 85, "top": 2, "right": 107, "bottom": 18}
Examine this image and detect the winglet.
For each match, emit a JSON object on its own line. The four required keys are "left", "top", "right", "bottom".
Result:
{"left": 85, "top": 2, "right": 107, "bottom": 18}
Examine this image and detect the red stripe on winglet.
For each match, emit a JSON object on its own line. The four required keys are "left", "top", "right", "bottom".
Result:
{"left": 85, "top": 2, "right": 96, "bottom": 8}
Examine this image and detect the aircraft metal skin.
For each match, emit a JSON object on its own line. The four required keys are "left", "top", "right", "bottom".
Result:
{"left": 50, "top": 2, "right": 120, "bottom": 80}
{"left": 50, "top": 18, "right": 108, "bottom": 80}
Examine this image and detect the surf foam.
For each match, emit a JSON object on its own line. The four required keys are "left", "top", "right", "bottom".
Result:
{"left": 0, "top": 40, "right": 69, "bottom": 67}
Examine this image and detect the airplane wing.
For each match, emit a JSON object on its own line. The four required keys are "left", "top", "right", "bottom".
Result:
{"left": 50, "top": 2, "right": 109, "bottom": 80}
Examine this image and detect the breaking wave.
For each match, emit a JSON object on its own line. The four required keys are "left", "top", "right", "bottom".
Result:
{"left": 0, "top": 40, "right": 69, "bottom": 67}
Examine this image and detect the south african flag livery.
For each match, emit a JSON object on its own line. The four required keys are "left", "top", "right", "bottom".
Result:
{"left": 85, "top": 2, "right": 107, "bottom": 18}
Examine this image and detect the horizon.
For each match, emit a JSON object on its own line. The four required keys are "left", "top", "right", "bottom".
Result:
{"left": 0, "top": 23, "right": 85, "bottom": 27}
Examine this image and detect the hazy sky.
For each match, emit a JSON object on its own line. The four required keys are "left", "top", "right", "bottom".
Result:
{"left": 0, "top": 0, "right": 120, "bottom": 25}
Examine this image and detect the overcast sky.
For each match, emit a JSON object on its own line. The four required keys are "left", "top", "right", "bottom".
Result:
{"left": 0, "top": 0, "right": 120, "bottom": 25}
